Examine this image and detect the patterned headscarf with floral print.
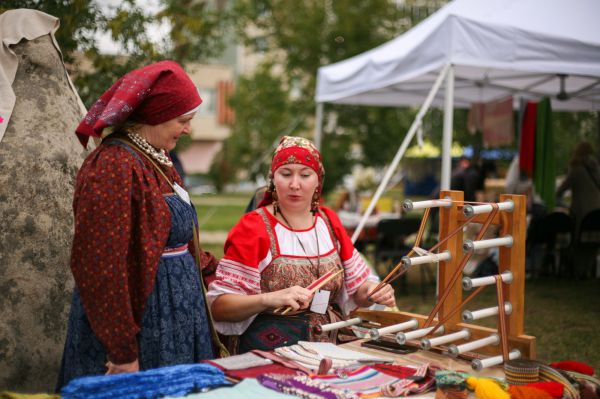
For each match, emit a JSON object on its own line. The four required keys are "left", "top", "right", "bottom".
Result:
{"left": 75, "top": 60, "right": 201, "bottom": 148}
{"left": 257, "top": 136, "right": 324, "bottom": 209}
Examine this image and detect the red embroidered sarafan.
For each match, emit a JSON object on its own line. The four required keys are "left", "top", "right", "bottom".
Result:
{"left": 70, "top": 140, "right": 183, "bottom": 363}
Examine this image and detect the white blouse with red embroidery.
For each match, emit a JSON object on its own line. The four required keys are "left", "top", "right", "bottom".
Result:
{"left": 207, "top": 206, "right": 374, "bottom": 335}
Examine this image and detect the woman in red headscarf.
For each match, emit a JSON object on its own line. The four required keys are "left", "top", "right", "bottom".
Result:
{"left": 207, "top": 136, "right": 396, "bottom": 353}
{"left": 57, "top": 61, "right": 223, "bottom": 388}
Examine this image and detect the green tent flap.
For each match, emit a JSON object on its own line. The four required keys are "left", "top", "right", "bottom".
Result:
{"left": 534, "top": 97, "right": 555, "bottom": 210}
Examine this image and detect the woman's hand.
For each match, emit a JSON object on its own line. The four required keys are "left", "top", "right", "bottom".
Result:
{"left": 354, "top": 280, "right": 396, "bottom": 308}
{"left": 106, "top": 359, "right": 139, "bottom": 375}
{"left": 262, "top": 285, "right": 313, "bottom": 311}
{"left": 368, "top": 282, "right": 396, "bottom": 307}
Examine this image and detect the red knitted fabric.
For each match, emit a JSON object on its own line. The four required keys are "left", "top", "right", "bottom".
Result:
{"left": 76, "top": 60, "right": 201, "bottom": 148}
{"left": 508, "top": 385, "right": 553, "bottom": 399}
{"left": 550, "top": 360, "right": 595, "bottom": 376}
{"left": 525, "top": 382, "right": 565, "bottom": 398}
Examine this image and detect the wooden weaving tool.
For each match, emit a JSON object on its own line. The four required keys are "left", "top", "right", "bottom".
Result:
{"left": 318, "top": 191, "right": 536, "bottom": 371}
{"left": 275, "top": 269, "right": 344, "bottom": 315}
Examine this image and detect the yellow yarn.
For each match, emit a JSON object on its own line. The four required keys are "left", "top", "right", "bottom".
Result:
{"left": 0, "top": 393, "right": 60, "bottom": 399}
{"left": 466, "top": 377, "right": 510, "bottom": 399}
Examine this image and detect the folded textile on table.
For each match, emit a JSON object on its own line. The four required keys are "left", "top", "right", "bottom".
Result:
{"left": 257, "top": 364, "right": 436, "bottom": 399}
{"left": 205, "top": 349, "right": 312, "bottom": 380}
{"left": 274, "top": 342, "right": 393, "bottom": 371}
{"left": 206, "top": 359, "right": 304, "bottom": 380}
{"left": 253, "top": 349, "right": 313, "bottom": 374}
{"left": 537, "top": 362, "right": 580, "bottom": 399}
{"left": 311, "top": 363, "right": 437, "bottom": 398}
{"left": 434, "top": 370, "right": 470, "bottom": 390}
{"left": 208, "top": 352, "right": 273, "bottom": 370}
{"left": 298, "top": 342, "right": 392, "bottom": 363}
{"left": 169, "top": 378, "right": 298, "bottom": 399}
{"left": 61, "top": 363, "right": 228, "bottom": 399}
{"left": 258, "top": 373, "right": 361, "bottom": 399}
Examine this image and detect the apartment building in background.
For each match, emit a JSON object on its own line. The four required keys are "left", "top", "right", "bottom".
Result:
{"left": 179, "top": 64, "right": 235, "bottom": 174}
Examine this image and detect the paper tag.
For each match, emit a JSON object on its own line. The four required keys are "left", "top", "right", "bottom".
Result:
{"left": 310, "top": 289, "right": 330, "bottom": 314}
{"left": 173, "top": 182, "right": 191, "bottom": 205}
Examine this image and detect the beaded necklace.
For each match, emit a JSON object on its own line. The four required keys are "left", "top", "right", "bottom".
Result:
{"left": 127, "top": 131, "right": 173, "bottom": 167}
{"left": 278, "top": 209, "right": 321, "bottom": 269}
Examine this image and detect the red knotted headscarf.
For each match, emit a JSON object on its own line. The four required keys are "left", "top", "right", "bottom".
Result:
{"left": 76, "top": 60, "right": 201, "bottom": 148}
{"left": 257, "top": 136, "right": 324, "bottom": 208}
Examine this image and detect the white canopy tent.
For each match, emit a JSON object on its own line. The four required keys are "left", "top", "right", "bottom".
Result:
{"left": 314, "top": 0, "right": 600, "bottom": 242}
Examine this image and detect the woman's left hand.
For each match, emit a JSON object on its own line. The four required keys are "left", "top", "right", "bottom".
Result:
{"left": 354, "top": 280, "right": 396, "bottom": 307}
{"left": 105, "top": 359, "right": 139, "bottom": 375}
{"left": 366, "top": 282, "right": 396, "bottom": 307}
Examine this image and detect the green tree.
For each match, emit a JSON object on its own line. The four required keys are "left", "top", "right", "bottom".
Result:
{"left": 217, "top": 0, "right": 450, "bottom": 192}
{"left": 157, "top": 0, "right": 229, "bottom": 64}
{"left": 1, "top": 0, "right": 230, "bottom": 107}
{"left": 1, "top": 0, "right": 100, "bottom": 63}
{"left": 215, "top": 63, "right": 298, "bottom": 183}
{"left": 215, "top": 0, "right": 404, "bottom": 191}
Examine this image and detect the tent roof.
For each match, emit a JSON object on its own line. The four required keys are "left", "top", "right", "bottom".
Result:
{"left": 316, "top": 0, "right": 600, "bottom": 111}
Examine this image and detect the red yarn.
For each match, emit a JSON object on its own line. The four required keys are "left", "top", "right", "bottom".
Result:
{"left": 525, "top": 382, "right": 564, "bottom": 398}
{"left": 508, "top": 385, "right": 552, "bottom": 399}
{"left": 550, "top": 360, "right": 595, "bottom": 376}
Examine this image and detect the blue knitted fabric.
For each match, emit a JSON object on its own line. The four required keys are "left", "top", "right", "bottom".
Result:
{"left": 61, "top": 364, "right": 228, "bottom": 399}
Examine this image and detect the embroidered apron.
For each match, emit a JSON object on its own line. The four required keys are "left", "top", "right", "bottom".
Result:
{"left": 237, "top": 208, "right": 346, "bottom": 353}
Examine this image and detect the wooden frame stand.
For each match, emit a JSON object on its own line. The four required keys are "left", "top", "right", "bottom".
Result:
{"left": 352, "top": 191, "right": 536, "bottom": 367}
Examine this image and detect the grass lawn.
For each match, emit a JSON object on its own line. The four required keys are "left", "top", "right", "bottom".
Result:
{"left": 195, "top": 204, "right": 246, "bottom": 231}
{"left": 202, "top": 243, "right": 225, "bottom": 259}
{"left": 192, "top": 193, "right": 248, "bottom": 232}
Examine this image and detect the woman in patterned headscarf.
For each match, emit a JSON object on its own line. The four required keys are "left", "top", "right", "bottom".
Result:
{"left": 57, "top": 61, "right": 222, "bottom": 388}
{"left": 208, "top": 136, "right": 396, "bottom": 353}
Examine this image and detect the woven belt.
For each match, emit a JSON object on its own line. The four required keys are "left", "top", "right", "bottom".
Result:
{"left": 504, "top": 360, "right": 539, "bottom": 385}
{"left": 161, "top": 244, "right": 189, "bottom": 258}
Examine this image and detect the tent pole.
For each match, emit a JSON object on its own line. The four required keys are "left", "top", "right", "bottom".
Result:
{"left": 351, "top": 64, "right": 451, "bottom": 243}
{"left": 441, "top": 64, "right": 454, "bottom": 190}
{"left": 314, "top": 102, "right": 324, "bottom": 150}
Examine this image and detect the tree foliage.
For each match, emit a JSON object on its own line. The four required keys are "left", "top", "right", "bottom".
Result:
{"left": 211, "top": 62, "right": 298, "bottom": 182}
{"left": 1, "top": 0, "right": 100, "bottom": 63}
{"left": 215, "top": 0, "right": 455, "bottom": 192}
{"left": 1, "top": 0, "right": 230, "bottom": 107}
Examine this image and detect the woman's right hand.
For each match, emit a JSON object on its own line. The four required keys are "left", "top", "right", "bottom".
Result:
{"left": 106, "top": 358, "right": 139, "bottom": 375}
{"left": 262, "top": 285, "right": 313, "bottom": 311}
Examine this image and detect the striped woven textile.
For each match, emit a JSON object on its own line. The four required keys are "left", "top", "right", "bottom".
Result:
{"left": 504, "top": 360, "right": 540, "bottom": 386}
{"left": 309, "top": 364, "right": 436, "bottom": 398}
{"left": 537, "top": 363, "right": 580, "bottom": 399}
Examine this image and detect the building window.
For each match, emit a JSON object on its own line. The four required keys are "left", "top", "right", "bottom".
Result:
{"left": 197, "top": 87, "right": 216, "bottom": 115}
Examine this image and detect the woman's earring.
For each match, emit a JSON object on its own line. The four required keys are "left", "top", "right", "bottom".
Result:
{"left": 311, "top": 188, "right": 320, "bottom": 215}
{"left": 268, "top": 179, "right": 275, "bottom": 193}
{"left": 267, "top": 178, "right": 279, "bottom": 215}
{"left": 272, "top": 191, "right": 279, "bottom": 215}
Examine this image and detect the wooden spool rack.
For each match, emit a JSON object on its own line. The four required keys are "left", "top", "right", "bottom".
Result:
{"left": 352, "top": 190, "right": 536, "bottom": 367}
